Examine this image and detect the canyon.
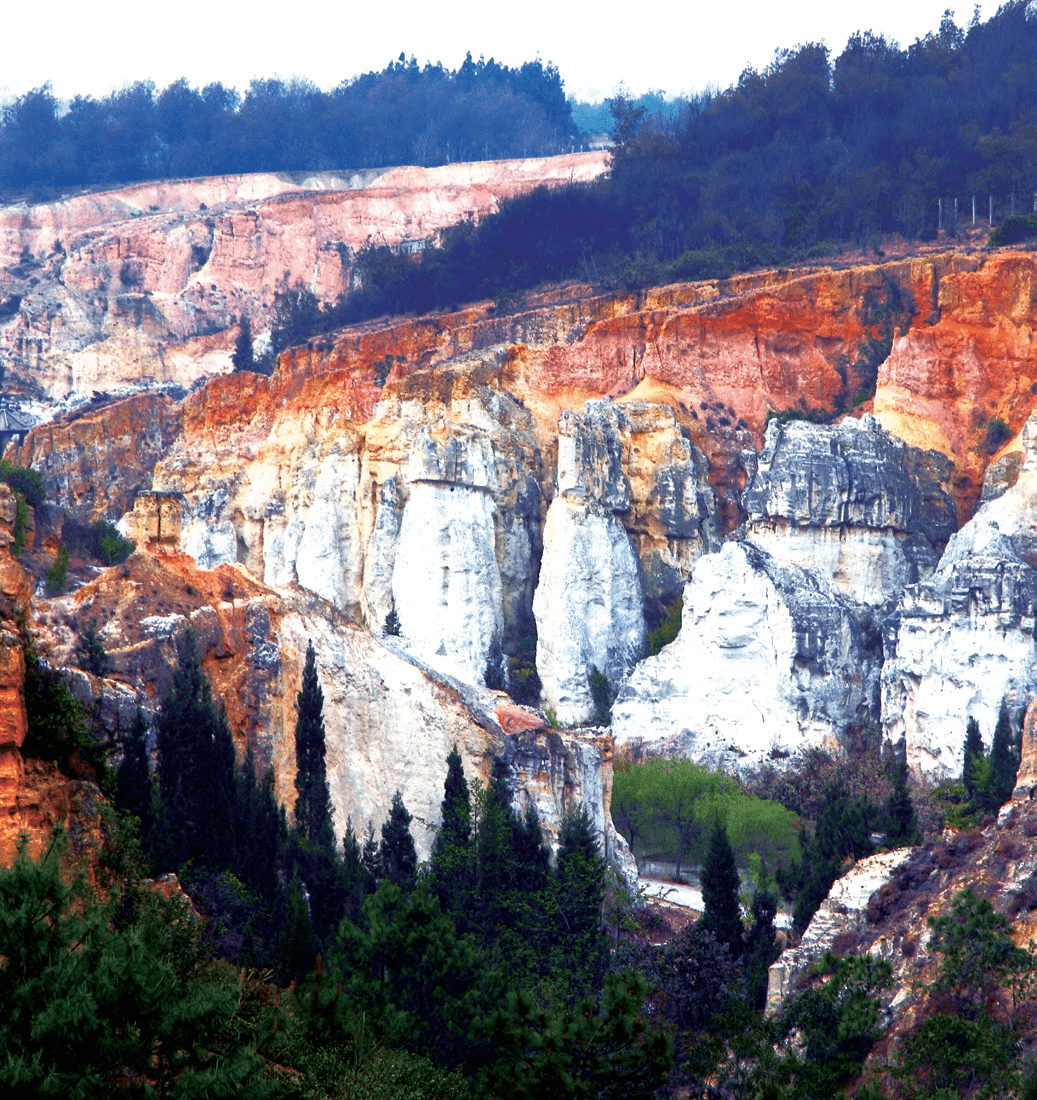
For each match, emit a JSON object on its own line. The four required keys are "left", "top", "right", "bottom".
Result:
{"left": 5, "top": 156, "right": 1037, "bottom": 877}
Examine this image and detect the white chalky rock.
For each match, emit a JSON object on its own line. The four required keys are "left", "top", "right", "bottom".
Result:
{"left": 882, "top": 517, "right": 1037, "bottom": 779}
{"left": 392, "top": 481, "right": 503, "bottom": 684}
{"left": 533, "top": 498, "right": 645, "bottom": 725}
{"left": 612, "top": 539, "right": 870, "bottom": 772}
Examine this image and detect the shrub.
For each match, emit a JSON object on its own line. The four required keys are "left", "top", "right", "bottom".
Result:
{"left": 61, "top": 515, "right": 134, "bottom": 565}
{"left": 11, "top": 492, "right": 27, "bottom": 555}
{"left": 0, "top": 460, "right": 45, "bottom": 507}
{"left": 45, "top": 544, "right": 68, "bottom": 596}
{"left": 990, "top": 213, "right": 1037, "bottom": 247}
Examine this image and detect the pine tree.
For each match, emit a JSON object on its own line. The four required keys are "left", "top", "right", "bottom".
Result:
{"left": 294, "top": 640, "right": 332, "bottom": 846}
{"left": 231, "top": 315, "right": 255, "bottom": 372}
{"left": 962, "top": 716, "right": 984, "bottom": 803}
{"left": 553, "top": 804, "right": 607, "bottom": 994}
{"left": 115, "top": 707, "right": 152, "bottom": 824}
{"left": 384, "top": 606, "right": 401, "bottom": 636}
{"left": 885, "top": 745, "right": 920, "bottom": 846}
{"left": 431, "top": 745, "right": 473, "bottom": 913}
{"left": 743, "top": 887, "right": 779, "bottom": 1009}
{"left": 700, "top": 819, "right": 743, "bottom": 957}
{"left": 153, "top": 630, "right": 237, "bottom": 872}
{"left": 379, "top": 790, "right": 417, "bottom": 892}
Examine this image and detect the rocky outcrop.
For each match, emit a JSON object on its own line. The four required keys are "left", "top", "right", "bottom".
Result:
{"left": 881, "top": 518, "right": 1037, "bottom": 779}
{"left": 611, "top": 538, "right": 874, "bottom": 773}
{"left": 875, "top": 252, "right": 1037, "bottom": 517}
{"left": 34, "top": 546, "right": 617, "bottom": 861}
{"left": 743, "top": 415, "right": 957, "bottom": 607}
{"left": 766, "top": 847, "right": 917, "bottom": 1013}
{"left": 0, "top": 155, "right": 608, "bottom": 416}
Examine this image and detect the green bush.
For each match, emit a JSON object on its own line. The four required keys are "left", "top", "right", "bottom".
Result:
{"left": 45, "top": 544, "right": 68, "bottom": 596}
{"left": 0, "top": 459, "right": 45, "bottom": 507}
{"left": 646, "top": 594, "right": 683, "bottom": 656}
{"left": 21, "top": 642, "right": 93, "bottom": 759}
{"left": 11, "top": 491, "right": 27, "bottom": 555}
{"left": 61, "top": 515, "right": 134, "bottom": 565}
{"left": 990, "top": 213, "right": 1037, "bottom": 247}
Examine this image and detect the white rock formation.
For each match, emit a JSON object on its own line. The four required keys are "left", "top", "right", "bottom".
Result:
{"left": 882, "top": 517, "right": 1037, "bottom": 779}
{"left": 766, "top": 847, "right": 916, "bottom": 1013}
{"left": 534, "top": 402, "right": 648, "bottom": 724}
{"left": 743, "top": 415, "right": 957, "bottom": 606}
{"left": 392, "top": 481, "right": 503, "bottom": 683}
{"left": 612, "top": 539, "right": 872, "bottom": 772}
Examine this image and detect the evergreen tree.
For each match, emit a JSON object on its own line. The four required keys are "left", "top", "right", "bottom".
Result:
{"left": 987, "top": 699, "right": 1019, "bottom": 810}
{"left": 274, "top": 870, "right": 318, "bottom": 984}
{"left": 153, "top": 630, "right": 237, "bottom": 873}
{"left": 553, "top": 804, "right": 607, "bottom": 994}
{"left": 962, "top": 716, "right": 984, "bottom": 803}
{"left": 700, "top": 819, "right": 743, "bottom": 957}
{"left": 379, "top": 791, "right": 418, "bottom": 893}
{"left": 430, "top": 745, "right": 473, "bottom": 913}
{"left": 362, "top": 821, "right": 381, "bottom": 883}
{"left": 115, "top": 707, "right": 152, "bottom": 826}
{"left": 294, "top": 640, "right": 332, "bottom": 846}
{"left": 885, "top": 744, "right": 920, "bottom": 846}
{"left": 75, "top": 619, "right": 108, "bottom": 677}
{"left": 231, "top": 315, "right": 255, "bottom": 372}
{"left": 743, "top": 888, "right": 779, "bottom": 1009}
{"left": 384, "top": 606, "right": 401, "bottom": 636}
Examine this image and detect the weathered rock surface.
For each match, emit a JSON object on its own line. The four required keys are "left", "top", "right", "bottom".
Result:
{"left": 612, "top": 538, "right": 874, "bottom": 773}
{"left": 882, "top": 517, "right": 1037, "bottom": 778}
{"left": 0, "top": 155, "right": 608, "bottom": 417}
{"left": 766, "top": 847, "right": 917, "bottom": 1013}
{"left": 743, "top": 415, "right": 957, "bottom": 606}
{"left": 34, "top": 546, "right": 617, "bottom": 861}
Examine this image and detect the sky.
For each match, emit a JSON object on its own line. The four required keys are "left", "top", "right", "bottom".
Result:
{"left": 0, "top": 0, "right": 1006, "bottom": 106}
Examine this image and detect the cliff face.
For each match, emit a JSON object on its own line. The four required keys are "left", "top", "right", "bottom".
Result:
{"left": 0, "top": 154, "right": 607, "bottom": 414}
{"left": 14, "top": 163, "right": 1037, "bottom": 866}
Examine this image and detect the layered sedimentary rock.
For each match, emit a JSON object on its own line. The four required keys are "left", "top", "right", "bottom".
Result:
{"left": 0, "top": 154, "right": 608, "bottom": 414}
{"left": 533, "top": 398, "right": 716, "bottom": 724}
{"left": 875, "top": 252, "right": 1037, "bottom": 516}
{"left": 743, "top": 415, "right": 957, "bottom": 606}
{"left": 881, "top": 517, "right": 1037, "bottom": 778}
{"left": 611, "top": 538, "right": 873, "bottom": 773}
{"left": 35, "top": 546, "right": 617, "bottom": 861}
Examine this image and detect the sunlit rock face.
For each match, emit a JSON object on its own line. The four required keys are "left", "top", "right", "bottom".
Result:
{"left": 611, "top": 539, "right": 874, "bottom": 773}
{"left": 882, "top": 517, "right": 1037, "bottom": 779}
{"left": 534, "top": 402, "right": 647, "bottom": 724}
{"left": 742, "top": 415, "right": 957, "bottom": 607}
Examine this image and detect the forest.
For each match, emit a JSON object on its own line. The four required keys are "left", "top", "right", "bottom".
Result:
{"left": 0, "top": 53, "right": 576, "bottom": 200}
{"left": 8, "top": 610, "right": 1037, "bottom": 1098}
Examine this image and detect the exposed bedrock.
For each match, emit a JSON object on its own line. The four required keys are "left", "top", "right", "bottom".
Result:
{"left": 611, "top": 538, "right": 875, "bottom": 773}
{"left": 882, "top": 516, "right": 1037, "bottom": 780}
{"left": 533, "top": 399, "right": 716, "bottom": 724}
{"left": 742, "top": 415, "right": 958, "bottom": 607}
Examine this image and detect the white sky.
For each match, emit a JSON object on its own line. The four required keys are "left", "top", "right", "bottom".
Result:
{"left": 0, "top": 0, "right": 1004, "bottom": 106}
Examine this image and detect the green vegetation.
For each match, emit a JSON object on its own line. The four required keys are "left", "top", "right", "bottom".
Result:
{"left": 587, "top": 663, "right": 615, "bottom": 726}
{"left": 21, "top": 641, "right": 94, "bottom": 761}
{"left": 61, "top": 515, "right": 135, "bottom": 565}
{"left": 645, "top": 594, "right": 682, "bottom": 656}
{"left": 990, "top": 213, "right": 1037, "bottom": 247}
{"left": 10, "top": 491, "right": 27, "bottom": 555}
{"left": 612, "top": 757, "right": 800, "bottom": 881}
{"left": 0, "top": 459, "right": 45, "bottom": 507}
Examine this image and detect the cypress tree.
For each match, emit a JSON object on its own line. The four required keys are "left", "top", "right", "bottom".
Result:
{"left": 431, "top": 745, "right": 474, "bottom": 913}
{"left": 988, "top": 699, "right": 1018, "bottom": 809}
{"left": 700, "top": 819, "right": 743, "bottom": 957}
{"left": 554, "top": 804, "right": 607, "bottom": 993}
{"left": 115, "top": 707, "right": 151, "bottom": 824}
{"left": 294, "top": 640, "right": 332, "bottom": 846}
{"left": 962, "top": 716, "right": 984, "bottom": 803}
{"left": 231, "top": 315, "right": 254, "bottom": 372}
{"left": 379, "top": 790, "right": 418, "bottom": 892}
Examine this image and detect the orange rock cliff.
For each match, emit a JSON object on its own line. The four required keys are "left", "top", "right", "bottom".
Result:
{"left": 8, "top": 156, "right": 1037, "bottom": 872}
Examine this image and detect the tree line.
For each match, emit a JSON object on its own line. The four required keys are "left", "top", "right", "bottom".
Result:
{"left": 0, "top": 53, "right": 576, "bottom": 202}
